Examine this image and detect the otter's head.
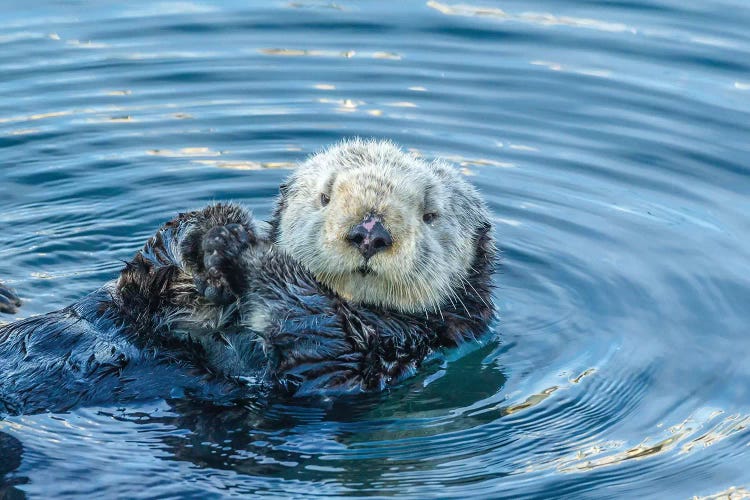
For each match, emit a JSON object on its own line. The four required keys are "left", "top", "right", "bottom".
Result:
{"left": 273, "top": 139, "right": 494, "bottom": 314}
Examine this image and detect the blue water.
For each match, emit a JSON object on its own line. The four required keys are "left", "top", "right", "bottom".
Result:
{"left": 1, "top": 1, "right": 749, "bottom": 498}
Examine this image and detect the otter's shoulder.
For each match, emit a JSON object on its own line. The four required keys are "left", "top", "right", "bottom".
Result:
{"left": 0, "top": 287, "right": 136, "bottom": 414}
{"left": 0, "top": 285, "right": 244, "bottom": 415}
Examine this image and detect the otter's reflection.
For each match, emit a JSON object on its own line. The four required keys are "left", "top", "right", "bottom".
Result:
{"left": 110, "top": 344, "right": 506, "bottom": 486}
{"left": 0, "top": 431, "right": 26, "bottom": 499}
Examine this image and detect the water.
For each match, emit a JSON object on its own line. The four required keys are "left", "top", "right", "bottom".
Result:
{"left": 1, "top": 0, "right": 749, "bottom": 497}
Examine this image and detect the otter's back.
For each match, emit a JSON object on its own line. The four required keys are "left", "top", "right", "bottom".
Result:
{"left": 0, "top": 287, "right": 181, "bottom": 415}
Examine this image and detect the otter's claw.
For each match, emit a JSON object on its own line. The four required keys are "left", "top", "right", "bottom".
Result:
{"left": 0, "top": 282, "right": 22, "bottom": 314}
{"left": 195, "top": 224, "right": 252, "bottom": 304}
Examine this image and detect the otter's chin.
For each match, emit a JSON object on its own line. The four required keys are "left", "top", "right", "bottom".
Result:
{"left": 356, "top": 265, "right": 375, "bottom": 276}
{"left": 315, "top": 265, "right": 443, "bottom": 314}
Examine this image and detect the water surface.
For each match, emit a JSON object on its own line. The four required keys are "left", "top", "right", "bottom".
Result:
{"left": 1, "top": 1, "right": 749, "bottom": 498}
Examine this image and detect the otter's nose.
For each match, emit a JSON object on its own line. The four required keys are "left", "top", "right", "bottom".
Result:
{"left": 347, "top": 215, "right": 393, "bottom": 260}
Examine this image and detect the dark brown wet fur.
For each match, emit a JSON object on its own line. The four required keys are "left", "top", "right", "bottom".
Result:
{"left": 0, "top": 199, "right": 495, "bottom": 414}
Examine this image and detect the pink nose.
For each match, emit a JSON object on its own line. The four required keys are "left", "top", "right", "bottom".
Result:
{"left": 347, "top": 214, "right": 393, "bottom": 260}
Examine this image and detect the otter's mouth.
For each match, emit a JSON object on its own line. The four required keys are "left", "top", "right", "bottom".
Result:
{"left": 356, "top": 264, "right": 375, "bottom": 276}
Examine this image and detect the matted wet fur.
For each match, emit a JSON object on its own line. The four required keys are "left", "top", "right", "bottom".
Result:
{"left": 0, "top": 139, "right": 496, "bottom": 414}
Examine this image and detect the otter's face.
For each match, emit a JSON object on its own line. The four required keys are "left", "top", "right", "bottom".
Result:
{"left": 275, "top": 139, "right": 491, "bottom": 314}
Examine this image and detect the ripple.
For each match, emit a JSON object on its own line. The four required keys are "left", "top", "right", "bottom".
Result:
{"left": 1, "top": 0, "right": 750, "bottom": 497}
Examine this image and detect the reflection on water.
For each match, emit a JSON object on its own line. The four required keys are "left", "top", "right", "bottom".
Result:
{"left": 1, "top": 0, "right": 750, "bottom": 497}
{"left": 0, "top": 431, "right": 26, "bottom": 498}
{"left": 553, "top": 411, "right": 750, "bottom": 473}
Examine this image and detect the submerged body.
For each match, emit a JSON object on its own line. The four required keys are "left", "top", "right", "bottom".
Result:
{"left": 0, "top": 140, "right": 495, "bottom": 415}
{"left": 0, "top": 286, "right": 246, "bottom": 414}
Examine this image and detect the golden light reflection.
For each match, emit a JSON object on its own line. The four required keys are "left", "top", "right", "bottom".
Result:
{"left": 495, "top": 217, "right": 521, "bottom": 227}
{"left": 86, "top": 115, "right": 134, "bottom": 123}
{"left": 372, "top": 51, "right": 402, "bottom": 60}
{"left": 690, "top": 36, "right": 735, "bottom": 48}
{"left": 313, "top": 94, "right": 421, "bottom": 117}
{"left": 66, "top": 39, "right": 109, "bottom": 49}
{"left": 504, "top": 387, "right": 559, "bottom": 415}
{"left": 531, "top": 60, "right": 612, "bottom": 78}
{"left": 30, "top": 111, "right": 72, "bottom": 120}
{"left": 570, "top": 368, "right": 596, "bottom": 384}
{"left": 287, "top": 2, "right": 345, "bottom": 10}
{"left": 533, "top": 60, "right": 563, "bottom": 71}
{"left": 551, "top": 411, "right": 750, "bottom": 474}
{"left": 260, "top": 48, "right": 355, "bottom": 58}
{"left": 260, "top": 48, "right": 401, "bottom": 60}
{"left": 147, "top": 147, "right": 221, "bottom": 157}
{"left": 0, "top": 110, "right": 73, "bottom": 124}
{"left": 507, "top": 143, "right": 539, "bottom": 152}
{"left": 192, "top": 160, "right": 295, "bottom": 170}
{"left": 427, "top": 1, "right": 634, "bottom": 34}
{"left": 681, "top": 414, "right": 750, "bottom": 454}
{"left": 561, "top": 432, "right": 690, "bottom": 472}
{"left": 442, "top": 155, "right": 515, "bottom": 168}
{"left": 8, "top": 128, "right": 40, "bottom": 136}
{"left": 124, "top": 51, "right": 217, "bottom": 60}
{"left": 693, "top": 486, "right": 750, "bottom": 500}
{"left": 317, "top": 97, "right": 365, "bottom": 113}
{"left": 0, "top": 111, "right": 64, "bottom": 127}
{"left": 469, "top": 368, "right": 595, "bottom": 419}
{"left": 0, "top": 103, "right": 207, "bottom": 126}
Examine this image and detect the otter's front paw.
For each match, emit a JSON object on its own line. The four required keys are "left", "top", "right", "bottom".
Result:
{"left": 0, "top": 282, "right": 22, "bottom": 314}
{"left": 194, "top": 224, "right": 253, "bottom": 304}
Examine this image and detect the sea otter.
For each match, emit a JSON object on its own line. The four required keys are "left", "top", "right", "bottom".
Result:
{"left": 0, "top": 139, "right": 495, "bottom": 414}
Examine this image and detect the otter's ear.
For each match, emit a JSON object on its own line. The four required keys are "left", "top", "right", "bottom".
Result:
{"left": 268, "top": 182, "right": 290, "bottom": 243}
{"left": 473, "top": 219, "right": 496, "bottom": 270}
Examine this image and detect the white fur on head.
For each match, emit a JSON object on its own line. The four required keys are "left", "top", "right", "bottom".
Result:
{"left": 276, "top": 138, "right": 491, "bottom": 314}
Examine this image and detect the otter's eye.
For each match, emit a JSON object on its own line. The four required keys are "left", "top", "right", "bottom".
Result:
{"left": 422, "top": 212, "right": 438, "bottom": 224}
{"left": 320, "top": 193, "right": 330, "bottom": 207}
